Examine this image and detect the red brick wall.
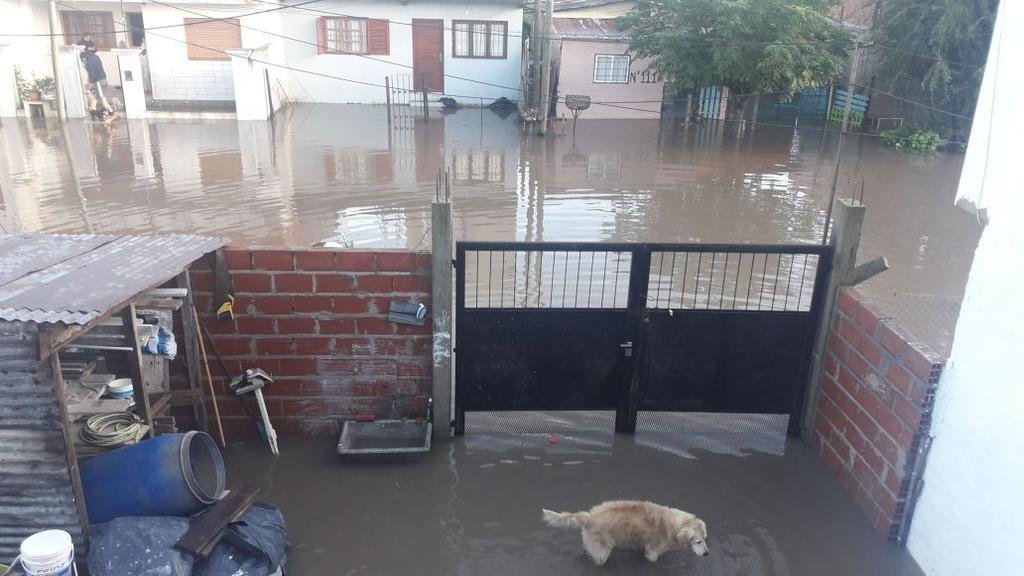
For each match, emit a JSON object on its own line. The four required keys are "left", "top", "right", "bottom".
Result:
{"left": 813, "top": 288, "right": 943, "bottom": 541}
{"left": 189, "top": 248, "right": 432, "bottom": 437}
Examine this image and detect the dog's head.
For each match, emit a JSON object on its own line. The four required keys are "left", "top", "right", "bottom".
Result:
{"left": 677, "top": 516, "right": 709, "bottom": 557}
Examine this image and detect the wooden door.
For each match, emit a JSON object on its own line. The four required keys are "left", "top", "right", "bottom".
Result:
{"left": 412, "top": 19, "right": 444, "bottom": 93}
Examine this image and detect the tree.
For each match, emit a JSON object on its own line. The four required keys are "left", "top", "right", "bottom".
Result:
{"left": 620, "top": 0, "right": 851, "bottom": 124}
{"left": 871, "top": 0, "right": 997, "bottom": 139}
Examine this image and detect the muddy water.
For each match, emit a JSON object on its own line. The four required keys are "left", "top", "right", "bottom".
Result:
{"left": 0, "top": 106, "right": 981, "bottom": 351}
{"left": 224, "top": 433, "right": 924, "bottom": 576}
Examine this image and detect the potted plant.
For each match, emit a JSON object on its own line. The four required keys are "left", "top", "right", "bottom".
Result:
{"left": 14, "top": 67, "right": 34, "bottom": 101}
{"left": 32, "top": 77, "right": 55, "bottom": 101}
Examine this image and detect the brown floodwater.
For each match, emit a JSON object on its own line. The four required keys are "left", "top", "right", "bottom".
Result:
{"left": 0, "top": 106, "right": 981, "bottom": 352}
{"left": 223, "top": 417, "right": 925, "bottom": 576}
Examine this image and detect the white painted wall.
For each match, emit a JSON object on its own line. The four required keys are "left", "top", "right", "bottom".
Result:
{"left": 906, "top": 3, "right": 1024, "bottom": 576}
{"left": 279, "top": 0, "right": 523, "bottom": 104}
{"left": 142, "top": 3, "right": 285, "bottom": 101}
{"left": 0, "top": 0, "right": 57, "bottom": 83}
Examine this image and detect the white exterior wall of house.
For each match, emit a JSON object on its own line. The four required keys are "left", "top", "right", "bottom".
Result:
{"left": 279, "top": 0, "right": 522, "bottom": 104}
{"left": 906, "top": 2, "right": 1024, "bottom": 576}
{"left": 0, "top": 0, "right": 52, "bottom": 82}
{"left": 141, "top": 2, "right": 289, "bottom": 102}
{"left": 555, "top": 38, "right": 662, "bottom": 120}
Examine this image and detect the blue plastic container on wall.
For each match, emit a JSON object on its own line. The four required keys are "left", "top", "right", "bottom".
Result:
{"left": 80, "top": 431, "right": 226, "bottom": 524}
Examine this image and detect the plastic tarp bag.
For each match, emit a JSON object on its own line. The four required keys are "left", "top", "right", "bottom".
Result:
{"left": 193, "top": 502, "right": 288, "bottom": 576}
{"left": 87, "top": 516, "right": 193, "bottom": 576}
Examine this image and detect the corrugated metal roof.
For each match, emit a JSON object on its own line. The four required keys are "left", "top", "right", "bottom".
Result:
{"left": 0, "top": 234, "right": 226, "bottom": 324}
{"left": 553, "top": 18, "right": 631, "bottom": 41}
{"left": 0, "top": 322, "right": 85, "bottom": 559}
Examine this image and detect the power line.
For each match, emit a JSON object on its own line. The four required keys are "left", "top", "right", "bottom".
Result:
{"left": 853, "top": 83, "right": 972, "bottom": 120}
{"left": 868, "top": 43, "right": 985, "bottom": 70}
{"left": 0, "top": 0, "right": 331, "bottom": 38}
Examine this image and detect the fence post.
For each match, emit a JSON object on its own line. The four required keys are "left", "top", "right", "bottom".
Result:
{"left": 421, "top": 74, "right": 428, "bottom": 120}
{"left": 801, "top": 199, "right": 865, "bottom": 438}
{"left": 431, "top": 174, "right": 453, "bottom": 439}
{"left": 617, "top": 247, "right": 652, "bottom": 434}
{"left": 385, "top": 76, "right": 392, "bottom": 130}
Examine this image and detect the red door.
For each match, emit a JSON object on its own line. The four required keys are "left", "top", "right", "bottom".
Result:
{"left": 412, "top": 19, "right": 444, "bottom": 93}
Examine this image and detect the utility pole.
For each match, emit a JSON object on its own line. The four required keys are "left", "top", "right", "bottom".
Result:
{"left": 531, "top": 0, "right": 542, "bottom": 114}
{"left": 538, "top": 0, "right": 553, "bottom": 135}
{"left": 48, "top": 0, "right": 65, "bottom": 121}
{"left": 822, "top": 39, "right": 863, "bottom": 243}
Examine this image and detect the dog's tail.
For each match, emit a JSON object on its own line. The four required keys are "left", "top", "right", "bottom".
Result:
{"left": 542, "top": 509, "right": 589, "bottom": 529}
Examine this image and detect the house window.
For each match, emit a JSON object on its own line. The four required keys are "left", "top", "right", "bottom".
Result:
{"left": 593, "top": 54, "right": 630, "bottom": 84}
{"left": 453, "top": 20, "right": 507, "bottom": 59}
{"left": 184, "top": 18, "right": 242, "bottom": 61}
{"left": 317, "top": 17, "right": 390, "bottom": 55}
{"left": 61, "top": 11, "right": 116, "bottom": 50}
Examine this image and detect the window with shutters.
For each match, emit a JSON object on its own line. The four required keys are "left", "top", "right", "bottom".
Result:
{"left": 452, "top": 20, "right": 507, "bottom": 59}
{"left": 184, "top": 18, "right": 242, "bottom": 61}
{"left": 61, "top": 11, "right": 116, "bottom": 51}
{"left": 593, "top": 54, "right": 630, "bottom": 83}
{"left": 317, "top": 17, "right": 389, "bottom": 55}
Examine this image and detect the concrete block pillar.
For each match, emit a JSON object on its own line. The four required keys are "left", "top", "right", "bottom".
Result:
{"left": 57, "top": 46, "right": 86, "bottom": 119}
{"left": 0, "top": 43, "right": 17, "bottom": 118}
{"left": 113, "top": 48, "right": 147, "bottom": 119}
{"left": 227, "top": 48, "right": 271, "bottom": 121}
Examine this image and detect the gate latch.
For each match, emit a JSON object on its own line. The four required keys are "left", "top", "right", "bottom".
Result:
{"left": 620, "top": 341, "right": 633, "bottom": 357}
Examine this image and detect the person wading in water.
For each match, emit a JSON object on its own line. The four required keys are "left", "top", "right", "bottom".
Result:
{"left": 82, "top": 41, "right": 118, "bottom": 121}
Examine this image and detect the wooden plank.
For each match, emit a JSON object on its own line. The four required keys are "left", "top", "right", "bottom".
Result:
{"left": 170, "top": 388, "right": 205, "bottom": 406}
{"left": 135, "top": 298, "right": 184, "bottom": 310}
{"left": 177, "top": 271, "right": 208, "bottom": 431}
{"left": 175, "top": 485, "right": 260, "bottom": 558}
{"left": 50, "top": 353, "right": 93, "bottom": 547}
{"left": 122, "top": 305, "right": 155, "bottom": 438}
{"left": 67, "top": 398, "right": 134, "bottom": 418}
{"left": 148, "top": 392, "right": 172, "bottom": 418}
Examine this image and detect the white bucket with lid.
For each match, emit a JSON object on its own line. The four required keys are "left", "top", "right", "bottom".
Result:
{"left": 19, "top": 530, "right": 76, "bottom": 576}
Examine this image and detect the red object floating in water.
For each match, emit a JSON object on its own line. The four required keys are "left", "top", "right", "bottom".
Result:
{"left": 548, "top": 435, "right": 560, "bottom": 444}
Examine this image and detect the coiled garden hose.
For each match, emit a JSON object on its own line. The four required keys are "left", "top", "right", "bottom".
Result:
{"left": 80, "top": 412, "right": 146, "bottom": 447}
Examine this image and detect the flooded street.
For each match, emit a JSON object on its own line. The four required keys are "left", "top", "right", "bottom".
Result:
{"left": 224, "top": 421, "right": 924, "bottom": 576}
{"left": 0, "top": 106, "right": 980, "bottom": 352}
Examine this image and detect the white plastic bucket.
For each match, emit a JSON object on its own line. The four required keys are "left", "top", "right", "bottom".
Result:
{"left": 19, "top": 530, "right": 75, "bottom": 576}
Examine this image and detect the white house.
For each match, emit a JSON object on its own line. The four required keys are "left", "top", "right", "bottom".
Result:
{"left": 1, "top": 0, "right": 524, "bottom": 108}
{"left": 905, "top": 2, "right": 1024, "bottom": 575}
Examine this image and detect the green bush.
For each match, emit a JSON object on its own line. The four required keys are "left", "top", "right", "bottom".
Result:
{"left": 881, "top": 127, "right": 943, "bottom": 153}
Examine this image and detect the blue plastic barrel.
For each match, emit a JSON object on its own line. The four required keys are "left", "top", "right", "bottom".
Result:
{"left": 80, "top": 431, "right": 225, "bottom": 524}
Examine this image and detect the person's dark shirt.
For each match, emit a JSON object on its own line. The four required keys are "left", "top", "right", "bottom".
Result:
{"left": 83, "top": 50, "right": 106, "bottom": 83}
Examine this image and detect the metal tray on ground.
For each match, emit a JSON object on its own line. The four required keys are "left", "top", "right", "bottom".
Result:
{"left": 336, "top": 419, "right": 432, "bottom": 455}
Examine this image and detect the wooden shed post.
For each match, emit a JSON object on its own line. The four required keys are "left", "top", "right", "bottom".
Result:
{"left": 178, "top": 271, "right": 209, "bottom": 433}
{"left": 49, "top": 349, "right": 91, "bottom": 547}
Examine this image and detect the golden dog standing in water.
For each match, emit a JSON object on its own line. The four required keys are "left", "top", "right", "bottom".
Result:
{"left": 542, "top": 500, "right": 710, "bottom": 565}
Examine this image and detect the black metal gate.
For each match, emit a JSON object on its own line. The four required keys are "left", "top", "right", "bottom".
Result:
{"left": 454, "top": 242, "right": 832, "bottom": 436}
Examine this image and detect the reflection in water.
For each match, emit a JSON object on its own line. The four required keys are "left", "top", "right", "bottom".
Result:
{"left": 0, "top": 106, "right": 981, "bottom": 352}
